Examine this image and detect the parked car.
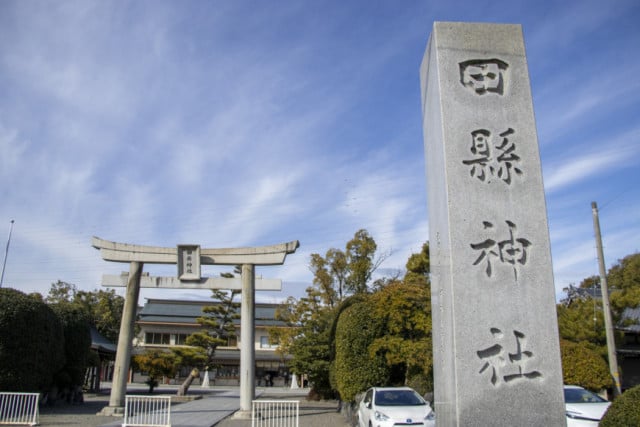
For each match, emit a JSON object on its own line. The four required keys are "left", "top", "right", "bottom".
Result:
{"left": 564, "top": 385, "right": 611, "bottom": 427}
{"left": 357, "top": 386, "right": 435, "bottom": 427}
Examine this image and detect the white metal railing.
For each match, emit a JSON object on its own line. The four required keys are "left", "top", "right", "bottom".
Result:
{"left": 0, "top": 392, "right": 39, "bottom": 426}
{"left": 123, "top": 395, "right": 171, "bottom": 427}
{"left": 252, "top": 400, "right": 299, "bottom": 427}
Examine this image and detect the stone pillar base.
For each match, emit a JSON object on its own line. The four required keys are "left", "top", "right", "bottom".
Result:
{"left": 232, "top": 410, "right": 252, "bottom": 420}
{"left": 97, "top": 405, "right": 125, "bottom": 416}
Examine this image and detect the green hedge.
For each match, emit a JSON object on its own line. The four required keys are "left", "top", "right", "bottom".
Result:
{"left": 51, "top": 304, "right": 92, "bottom": 387}
{"left": 560, "top": 339, "right": 612, "bottom": 391}
{"left": 600, "top": 385, "right": 640, "bottom": 427}
{"left": 333, "top": 298, "right": 388, "bottom": 402}
{"left": 0, "top": 288, "right": 65, "bottom": 391}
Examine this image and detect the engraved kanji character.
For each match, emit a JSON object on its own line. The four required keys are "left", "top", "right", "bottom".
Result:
{"left": 462, "top": 128, "right": 522, "bottom": 185}
{"left": 477, "top": 328, "right": 542, "bottom": 387}
{"left": 470, "top": 220, "right": 532, "bottom": 279}
{"left": 503, "top": 330, "right": 542, "bottom": 383}
{"left": 459, "top": 59, "right": 509, "bottom": 95}
{"left": 477, "top": 328, "right": 506, "bottom": 385}
{"left": 470, "top": 221, "right": 498, "bottom": 277}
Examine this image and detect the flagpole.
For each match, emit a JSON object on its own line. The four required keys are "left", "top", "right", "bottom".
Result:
{"left": 0, "top": 220, "right": 15, "bottom": 288}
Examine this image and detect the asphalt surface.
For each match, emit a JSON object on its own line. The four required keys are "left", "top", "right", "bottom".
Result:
{"left": 36, "top": 384, "right": 352, "bottom": 427}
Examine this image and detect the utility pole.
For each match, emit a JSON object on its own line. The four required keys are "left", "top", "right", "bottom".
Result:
{"left": 591, "top": 201, "right": 621, "bottom": 396}
{"left": 0, "top": 219, "right": 15, "bottom": 288}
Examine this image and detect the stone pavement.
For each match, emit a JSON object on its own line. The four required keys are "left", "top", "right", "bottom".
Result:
{"left": 37, "top": 383, "right": 351, "bottom": 427}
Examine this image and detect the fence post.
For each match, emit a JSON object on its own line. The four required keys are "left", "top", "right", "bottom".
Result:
{"left": 123, "top": 395, "right": 171, "bottom": 427}
{"left": 0, "top": 392, "right": 40, "bottom": 426}
{"left": 252, "top": 400, "right": 299, "bottom": 427}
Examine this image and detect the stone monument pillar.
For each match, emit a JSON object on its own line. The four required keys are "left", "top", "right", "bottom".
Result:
{"left": 420, "top": 22, "right": 565, "bottom": 426}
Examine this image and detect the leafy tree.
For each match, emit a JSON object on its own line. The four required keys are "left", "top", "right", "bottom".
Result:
{"left": 404, "top": 243, "right": 430, "bottom": 285}
{"left": 45, "top": 280, "right": 124, "bottom": 342}
{"left": 0, "top": 288, "right": 65, "bottom": 392}
{"left": 557, "top": 298, "right": 608, "bottom": 356}
{"left": 277, "top": 235, "right": 433, "bottom": 401}
{"left": 608, "top": 253, "right": 640, "bottom": 292}
{"left": 345, "top": 229, "right": 381, "bottom": 294}
{"left": 185, "top": 289, "right": 240, "bottom": 369}
{"left": 272, "top": 290, "right": 338, "bottom": 398}
{"left": 132, "top": 349, "right": 178, "bottom": 393}
{"left": 309, "top": 229, "right": 385, "bottom": 304}
{"left": 560, "top": 339, "right": 612, "bottom": 391}
{"left": 557, "top": 252, "right": 640, "bottom": 360}
{"left": 73, "top": 288, "right": 124, "bottom": 342}
{"left": 609, "top": 253, "right": 640, "bottom": 315}
{"left": 309, "top": 251, "right": 342, "bottom": 307}
{"left": 272, "top": 230, "right": 384, "bottom": 399}
{"left": 368, "top": 281, "right": 432, "bottom": 390}
{"left": 50, "top": 304, "right": 92, "bottom": 389}
{"left": 334, "top": 297, "right": 389, "bottom": 402}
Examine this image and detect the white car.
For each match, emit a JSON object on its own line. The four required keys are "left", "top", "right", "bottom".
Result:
{"left": 357, "top": 386, "right": 435, "bottom": 427}
{"left": 564, "top": 385, "right": 611, "bottom": 427}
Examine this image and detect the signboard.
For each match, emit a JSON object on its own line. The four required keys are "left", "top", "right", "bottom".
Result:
{"left": 177, "top": 244, "right": 201, "bottom": 281}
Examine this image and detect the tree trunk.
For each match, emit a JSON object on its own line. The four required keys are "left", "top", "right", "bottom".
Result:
{"left": 177, "top": 369, "right": 199, "bottom": 396}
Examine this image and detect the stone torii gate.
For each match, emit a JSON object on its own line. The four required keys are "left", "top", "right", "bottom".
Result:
{"left": 92, "top": 236, "right": 299, "bottom": 417}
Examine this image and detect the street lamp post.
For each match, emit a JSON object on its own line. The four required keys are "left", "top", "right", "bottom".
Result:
{"left": 0, "top": 220, "right": 15, "bottom": 288}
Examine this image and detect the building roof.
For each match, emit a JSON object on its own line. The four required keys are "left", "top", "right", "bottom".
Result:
{"left": 137, "top": 298, "right": 287, "bottom": 327}
{"left": 90, "top": 326, "right": 117, "bottom": 354}
{"left": 620, "top": 306, "right": 640, "bottom": 333}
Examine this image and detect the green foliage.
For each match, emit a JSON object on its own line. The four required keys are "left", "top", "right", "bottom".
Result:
{"left": 368, "top": 281, "right": 432, "bottom": 385}
{"left": 609, "top": 253, "right": 640, "bottom": 314}
{"left": 557, "top": 299, "right": 608, "bottom": 356}
{"left": 600, "top": 385, "right": 640, "bottom": 427}
{"left": 560, "top": 339, "right": 613, "bottom": 391}
{"left": 132, "top": 349, "right": 178, "bottom": 393}
{"left": 50, "top": 304, "right": 92, "bottom": 387}
{"left": 345, "top": 229, "right": 379, "bottom": 294}
{"left": 45, "top": 281, "right": 124, "bottom": 342}
{"left": 286, "top": 305, "right": 336, "bottom": 398}
{"left": 280, "top": 234, "right": 431, "bottom": 402}
{"left": 171, "top": 346, "right": 207, "bottom": 369}
{"left": 406, "top": 373, "right": 433, "bottom": 397}
{"left": 404, "top": 243, "right": 430, "bottom": 286}
{"left": 186, "top": 289, "right": 240, "bottom": 368}
{"left": 608, "top": 253, "right": 640, "bottom": 292}
{"left": 334, "top": 299, "right": 389, "bottom": 401}
{"left": 309, "top": 251, "right": 343, "bottom": 306}
{"left": 0, "top": 288, "right": 65, "bottom": 392}
{"left": 308, "top": 229, "right": 385, "bottom": 305}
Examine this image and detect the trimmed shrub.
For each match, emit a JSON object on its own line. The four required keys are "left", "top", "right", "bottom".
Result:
{"left": 334, "top": 298, "right": 389, "bottom": 402}
{"left": 50, "top": 304, "right": 92, "bottom": 388}
{"left": 0, "top": 288, "right": 65, "bottom": 391}
{"left": 560, "top": 339, "right": 613, "bottom": 391}
{"left": 600, "top": 385, "right": 640, "bottom": 427}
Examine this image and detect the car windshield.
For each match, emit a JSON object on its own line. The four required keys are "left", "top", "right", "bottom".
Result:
{"left": 375, "top": 390, "right": 426, "bottom": 406}
{"left": 564, "top": 388, "right": 607, "bottom": 404}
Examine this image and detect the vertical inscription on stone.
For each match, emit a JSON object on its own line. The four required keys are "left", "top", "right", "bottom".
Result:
{"left": 177, "top": 244, "right": 201, "bottom": 281}
{"left": 420, "top": 22, "right": 565, "bottom": 426}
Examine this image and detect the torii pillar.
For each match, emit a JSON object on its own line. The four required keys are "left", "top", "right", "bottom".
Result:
{"left": 92, "top": 237, "right": 299, "bottom": 416}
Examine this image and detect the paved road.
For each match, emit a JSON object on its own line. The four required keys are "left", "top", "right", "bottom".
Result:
{"left": 36, "top": 384, "right": 351, "bottom": 427}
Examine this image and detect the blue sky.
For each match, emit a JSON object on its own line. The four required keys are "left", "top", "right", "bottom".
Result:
{"left": 0, "top": 0, "right": 638, "bottom": 303}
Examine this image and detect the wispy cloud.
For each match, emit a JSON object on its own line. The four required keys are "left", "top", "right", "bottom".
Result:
{"left": 544, "top": 128, "right": 640, "bottom": 192}
{"left": 0, "top": 0, "right": 638, "bottom": 304}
